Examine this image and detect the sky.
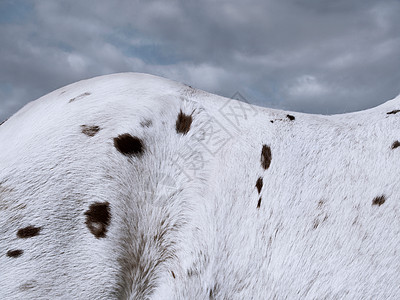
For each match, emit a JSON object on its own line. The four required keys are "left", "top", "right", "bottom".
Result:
{"left": 0, "top": 0, "right": 399, "bottom": 122}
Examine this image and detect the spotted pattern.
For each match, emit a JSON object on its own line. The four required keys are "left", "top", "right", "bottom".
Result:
{"left": 81, "top": 125, "right": 100, "bottom": 137}
{"left": 85, "top": 201, "right": 111, "bottom": 238}
{"left": 372, "top": 195, "right": 386, "bottom": 206}
{"left": 261, "top": 145, "right": 272, "bottom": 170}
{"left": 175, "top": 110, "right": 193, "bottom": 135}
{"left": 114, "top": 134, "right": 144, "bottom": 156}
{"left": 7, "top": 249, "right": 23, "bottom": 258}
{"left": 17, "top": 226, "right": 41, "bottom": 238}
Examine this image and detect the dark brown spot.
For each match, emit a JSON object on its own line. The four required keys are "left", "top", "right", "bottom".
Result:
{"left": 140, "top": 119, "right": 153, "bottom": 128}
{"left": 7, "top": 249, "right": 23, "bottom": 258}
{"left": 270, "top": 120, "right": 274, "bottom": 123}
{"left": 69, "top": 92, "right": 91, "bottom": 103}
{"left": 81, "top": 125, "right": 100, "bottom": 137}
{"left": 257, "top": 197, "right": 262, "bottom": 208}
{"left": 255, "top": 177, "right": 263, "bottom": 194}
{"left": 114, "top": 134, "right": 144, "bottom": 156}
{"left": 17, "top": 226, "right": 41, "bottom": 238}
{"left": 372, "top": 195, "right": 386, "bottom": 206}
{"left": 261, "top": 144, "right": 272, "bottom": 170}
{"left": 171, "top": 271, "right": 176, "bottom": 279}
{"left": 286, "top": 114, "right": 295, "bottom": 121}
{"left": 85, "top": 202, "right": 111, "bottom": 238}
{"left": 387, "top": 110, "right": 400, "bottom": 115}
{"left": 175, "top": 110, "right": 192, "bottom": 135}
{"left": 391, "top": 141, "right": 400, "bottom": 149}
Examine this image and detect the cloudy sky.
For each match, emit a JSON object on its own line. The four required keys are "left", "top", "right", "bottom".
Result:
{"left": 1, "top": 0, "right": 399, "bottom": 121}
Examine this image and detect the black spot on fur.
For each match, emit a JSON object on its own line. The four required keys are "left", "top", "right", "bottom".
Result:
{"left": 114, "top": 134, "right": 144, "bottom": 156}
{"left": 387, "top": 110, "right": 400, "bottom": 115}
{"left": 286, "top": 114, "right": 295, "bottom": 121}
{"left": 255, "top": 177, "right": 263, "bottom": 194}
{"left": 81, "top": 125, "right": 100, "bottom": 137}
{"left": 372, "top": 195, "right": 386, "bottom": 206}
{"left": 261, "top": 144, "right": 272, "bottom": 170}
{"left": 257, "top": 197, "right": 262, "bottom": 208}
{"left": 171, "top": 271, "right": 176, "bottom": 279}
{"left": 270, "top": 120, "right": 274, "bottom": 123}
{"left": 140, "top": 119, "right": 153, "bottom": 128}
{"left": 7, "top": 250, "right": 23, "bottom": 258}
{"left": 17, "top": 226, "right": 41, "bottom": 238}
{"left": 391, "top": 141, "right": 400, "bottom": 149}
{"left": 85, "top": 202, "right": 111, "bottom": 238}
{"left": 175, "top": 110, "right": 192, "bottom": 135}
{"left": 68, "top": 92, "right": 91, "bottom": 103}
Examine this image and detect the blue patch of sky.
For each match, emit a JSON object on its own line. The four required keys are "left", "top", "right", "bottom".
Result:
{"left": 106, "top": 27, "right": 183, "bottom": 65}
{"left": 0, "top": 82, "right": 12, "bottom": 93}
{"left": 0, "top": 0, "right": 34, "bottom": 24}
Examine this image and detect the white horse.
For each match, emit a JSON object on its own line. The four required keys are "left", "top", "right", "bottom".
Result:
{"left": 1, "top": 73, "right": 399, "bottom": 299}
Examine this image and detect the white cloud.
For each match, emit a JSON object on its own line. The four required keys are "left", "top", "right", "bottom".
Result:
{"left": 287, "top": 75, "right": 329, "bottom": 98}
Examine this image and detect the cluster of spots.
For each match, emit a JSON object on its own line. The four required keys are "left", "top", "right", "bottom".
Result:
{"left": 175, "top": 109, "right": 193, "bottom": 135}
{"left": 387, "top": 110, "right": 400, "bottom": 115}
{"left": 84, "top": 201, "right": 111, "bottom": 238}
{"left": 68, "top": 92, "right": 91, "bottom": 103}
{"left": 270, "top": 114, "right": 296, "bottom": 123}
{"left": 254, "top": 144, "right": 272, "bottom": 208}
{"left": 372, "top": 195, "right": 386, "bottom": 206}
{"left": 81, "top": 125, "right": 100, "bottom": 137}
{"left": 391, "top": 141, "right": 400, "bottom": 149}
{"left": 114, "top": 133, "right": 144, "bottom": 156}
{"left": 6, "top": 225, "right": 42, "bottom": 258}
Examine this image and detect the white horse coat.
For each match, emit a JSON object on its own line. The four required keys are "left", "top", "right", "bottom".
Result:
{"left": 1, "top": 73, "right": 400, "bottom": 299}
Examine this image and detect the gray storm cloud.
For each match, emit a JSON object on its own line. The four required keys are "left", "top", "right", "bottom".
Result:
{"left": 0, "top": 0, "right": 399, "bottom": 121}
